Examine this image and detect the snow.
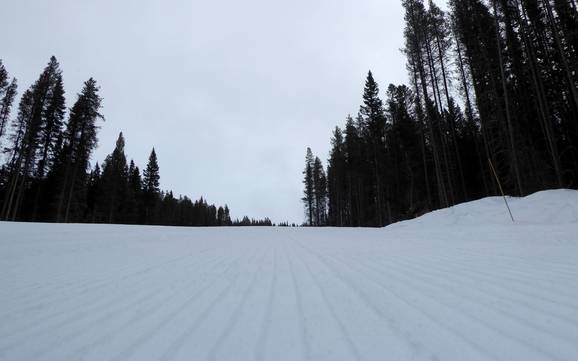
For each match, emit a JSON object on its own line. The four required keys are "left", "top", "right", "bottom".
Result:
{"left": 1, "top": 189, "right": 578, "bottom": 361}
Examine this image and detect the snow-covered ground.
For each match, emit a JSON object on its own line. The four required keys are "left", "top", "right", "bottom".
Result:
{"left": 1, "top": 190, "right": 577, "bottom": 361}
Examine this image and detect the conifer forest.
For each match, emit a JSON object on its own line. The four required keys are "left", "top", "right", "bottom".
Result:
{"left": 0, "top": 58, "right": 271, "bottom": 226}
{"left": 303, "top": 0, "right": 578, "bottom": 227}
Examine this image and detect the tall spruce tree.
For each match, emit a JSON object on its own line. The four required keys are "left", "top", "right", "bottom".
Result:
{"left": 35, "top": 73, "right": 65, "bottom": 179}
{"left": 57, "top": 78, "right": 103, "bottom": 222}
{"left": 143, "top": 148, "right": 160, "bottom": 223}
{"left": 360, "top": 71, "right": 387, "bottom": 226}
{"left": 302, "top": 147, "right": 315, "bottom": 226}
{"left": 313, "top": 156, "right": 328, "bottom": 226}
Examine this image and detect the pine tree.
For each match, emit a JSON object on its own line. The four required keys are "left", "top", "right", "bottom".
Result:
{"left": 344, "top": 115, "right": 365, "bottom": 226}
{"left": 57, "top": 78, "right": 103, "bottom": 222}
{"left": 360, "top": 71, "right": 387, "bottom": 226}
{"left": 302, "top": 147, "right": 315, "bottom": 226}
{"left": 313, "top": 156, "right": 328, "bottom": 226}
{"left": 217, "top": 206, "right": 226, "bottom": 226}
{"left": 143, "top": 148, "right": 160, "bottom": 224}
{"left": 224, "top": 205, "right": 232, "bottom": 225}
{"left": 99, "top": 133, "right": 129, "bottom": 223}
{"left": 126, "top": 160, "right": 142, "bottom": 224}
{"left": 327, "top": 127, "right": 347, "bottom": 226}
{"left": 36, "top": 72, "right": 65, "bottom": 179}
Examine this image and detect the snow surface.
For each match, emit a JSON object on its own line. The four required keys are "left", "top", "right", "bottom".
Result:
{"left": 1, "top": 189, "right": 578, "bottom": 361}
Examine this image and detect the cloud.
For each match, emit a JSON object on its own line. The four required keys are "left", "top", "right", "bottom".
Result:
{"left": 1, "top": 0, "right": 408, "bottom": 223}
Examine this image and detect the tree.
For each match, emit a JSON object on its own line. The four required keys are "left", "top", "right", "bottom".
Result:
{"left": 224, "top": 205, "right": 232, "bottom": 225}
{"left": 142, "top": 148, "right": 160, "bottom": 223}
{"left": 327, "top": 127, "right": 347, "bottom": 226}
{"left": 302, "top": 147, "right": 315, "bottom": 226}
{"left": 360, "top": 71, "right": 387, "bottom": 226}
{"left": 126, "top": 160, "right": 143, "bottom": 223}
{"left": 344, "top": 114, "right": 366, "bottom": 226}
{"left": 313, "top": 156, "right": 328, "bottom": 226}
{"left": 99, "top": 133, "right": 129, "bottom": 223}
{"left": 57, "top": 78, "right": 103, "bottom": 222}
{"left": 35, "top": 72, "right": 65, "bottom": 179}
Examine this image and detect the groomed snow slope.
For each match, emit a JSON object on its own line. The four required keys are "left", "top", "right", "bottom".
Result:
{"left": 1, "top": 189, "right": 578, "bottom": 361}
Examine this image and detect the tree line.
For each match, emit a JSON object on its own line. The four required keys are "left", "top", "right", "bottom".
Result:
{"left": 0, "top": 57, "right": 272, "bottom": 226}
{"left": 303, "top": 0, "right": 577, "bottom": 227}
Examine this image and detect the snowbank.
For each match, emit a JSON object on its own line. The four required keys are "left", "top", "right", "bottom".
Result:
{"left": 390, "top": 189, "right": 578, "bottom": 229}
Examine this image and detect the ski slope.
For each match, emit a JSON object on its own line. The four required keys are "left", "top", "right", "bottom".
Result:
{"left": 1, "top": 190, "right": 578, "bottom": 361}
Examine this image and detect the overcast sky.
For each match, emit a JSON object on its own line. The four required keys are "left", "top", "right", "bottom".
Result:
{"left": 2, "top": 0, "right": 415, "bottom": 224}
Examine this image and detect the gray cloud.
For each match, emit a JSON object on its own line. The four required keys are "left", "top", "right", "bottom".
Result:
{"left": 2, "top": 0, "right": 410, "bottom": 223}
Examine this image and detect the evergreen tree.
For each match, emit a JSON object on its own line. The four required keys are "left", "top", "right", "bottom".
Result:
{"left": 99, "top": 133, "right": 129, "bottom": 223}
{"left": 313, "top": 156, "right": 328, "bottom": 226}
{"left": 327, "top": 127, "right": 347, "bottom": 226}
{"left": 360, "top": 71, "right": 387, "bottom": 226}
{"left": 301, "top": 147, "right": 315, "bottom": 226}
{"left": 224, "top": 205, "right": 232, "bottom": 225}
{"left": 126, "top": 160, "right": 143, "bottom": 223}
{"left": 57, "top": 78, "right": 103, "bottom": 222}
{"left": 344, "top": 114, "right": 366, "bottom": 226}
{"left": 35, "top": 72, "right": 65, "bottom": 179}
{"left": 143, "top": 148, "right": 160, "bottom": 223}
